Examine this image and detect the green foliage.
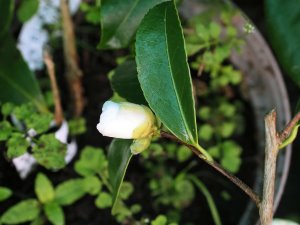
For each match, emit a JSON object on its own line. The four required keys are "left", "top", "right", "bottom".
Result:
{"left": 199, "top": 124, "right": 214, "bottom": 141}
{"left": 12, "top": 103, "right": 35, "bottom": 121}
{"left": 17, "top": 0, "right": 39, "bottom": 22}
{"left": 80, "top": 2, "right": 101, "bottom": 25}
{"left": 208, "top": 141, "right": 242, "bottom": 173}
{"left": 6, "top": 133, "right": 29, "bottom": 158}
{"left": 118, "top": 182, "right": 134, "bottom": 200}
{"left": 30, "top": 217, "right": 44, "bottom": 225}
{"left": 1, "top": 103, "right": 14, "bottom": 116}
{"left": 44, "top": 202, "right": 65, "bottom": 225}
{"left": 0, "top": 103, "right": 69, "bottom": 171}
{"left": 95, "top": 192, "right": 113, "bottom": 209}
{"left": 83, "top": 176, "right": 102, "bottom": 196}
{"left": 0, "top": 187, "right": 12, "bottom": 202}
{"left": 35, "top": 173, "right": 55, "bottom": 204}
{"left": 151, "top": 215, "right": 167, "bottom": 225}
{"left": 32, "top": 134, "right": 67, "bottom": 170}
{"left": 176, "top": 145, "right": 192, "bottom": 162}
{"left": 0, "top": 121, "right": 12, "bottom": 141}
{"left": 0, "top": 36, "right": 45, "bottom": 111}
{"left": 68, "top": 118, "right": 87, "bottom": 136}
{"left": 99, "top": 0, "right": 167, "bottom": 48}
{"left": 183, "top": 8, "right": 245, "bottom": 174}
{"left": 1, "top": 199, "right": 40, "bottom": 224}
{"left": 24, "top": 112, "right": 53, "bottom": 134}
{"left": 54, "top": 179, "right": 86, "bottom": 206}
{"left": 0, "top": 0, "right": 14, "bottom": 40}
{"left": 108, "top": 139, "right": 133, "bottom": 210}
{"left": 110, "top": 60, "right": 147, "bottom": 105}
{"left": 149, "top": 173, "right": 195, "bottom": 209}
{"left": 74, "top": 146, "right": 107, "bottom": 177}
{"left": 136, "top": 1, "right": 198, "bottom": 146}
{"left": 265, "top": 0, "right": 300, "bottom": 86}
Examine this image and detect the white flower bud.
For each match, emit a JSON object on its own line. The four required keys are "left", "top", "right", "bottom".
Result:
{"left": 97, "top": 101, "right": 156, "bottom": 139}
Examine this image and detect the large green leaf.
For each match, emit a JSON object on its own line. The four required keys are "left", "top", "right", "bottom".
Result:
{"left": 135, "top": 1, "right": 198, "bottom": 145}
{"left": 111, "top": 60, "right": 147, "bottom": 104}
{"left": 99, "top": 0, "right": 168, "bottom": 49}
{"left": 108, "top": 139, "right": 133, "bottom": 210}
{"left": 265, "top": 0, "right": 300, "bottom": 86}
{"left": 1, "top": 199, "right": 40, "bottom": 224}
{"left": 0, "top": 36, "right": 46, "bottom": 111}
{"left": 0, "top": 0, "right": 14, "bottom": 40}
{"left": 35, "top": 173, "right": 55, "bottom": 204}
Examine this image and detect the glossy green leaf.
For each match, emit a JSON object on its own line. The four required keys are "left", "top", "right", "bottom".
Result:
{"left": 265, "top": 0, "right": 300, "bottom": 86}
{"left": 0, "top": 0, "right": 14, "bottom": 40}
{"left": 17, "top": 0, "right": 39, "bottom": 22}
{"left": 111, "top": 60, "right": 147, "bottom": 104}
{"left": 55, "top": 179, "right": 86, "bottom": 206}
{"left": 136, "top": 1, "right": 197, "bottom": 145}
{"left": 0, "top": 36, "right": 46, "bottom": 111}
{"left": 35, "top": 173, "right": 55, "bottom": 204}
{"left": 99, "top": 0, "right": 167, "bottom": 49}
{"left": 0, "top": 187, "right": 12, "bottom": 202}
{"left": 108, "top": 139, "right": 133, "bottom": 210}
{"left": 44, "top": 202, "right": 65, "bottom": 225}
{"left": 1, "top": 199, "right": 40, "bottom": 224}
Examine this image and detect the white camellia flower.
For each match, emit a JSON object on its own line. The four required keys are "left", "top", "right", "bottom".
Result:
{"left": 97, "top": 101, "right": 157, "bottom": 139}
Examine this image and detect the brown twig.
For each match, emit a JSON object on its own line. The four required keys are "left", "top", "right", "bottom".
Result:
{"left": 60, "top": 0, "right": 84, "bottom": 117}
{"left": 279, "top": 111, "right": 300, "bottom": 143}
{"left": 44, "top": 50, "right": 64, "bottom": 125}
{"left": 160, "top": 131, "right": 261, "bottom": 208}
{"left": 259, "top": 110, "right": 280, "bottom": 225}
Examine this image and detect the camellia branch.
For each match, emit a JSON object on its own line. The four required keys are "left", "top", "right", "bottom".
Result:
{"left": 258, "top": 110, "right": 300, "bottom": 225}
{"left": 160, "top": 131, "right": 261, "bottom": 209}
{"left": 60, "top": 0, "right": 84, "bottom": 117}
{"left": 259, "top": 110, "right": 279, "bottom": 225}
{"left": 44, "top": 50, "right": 64, "bottom": 125}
